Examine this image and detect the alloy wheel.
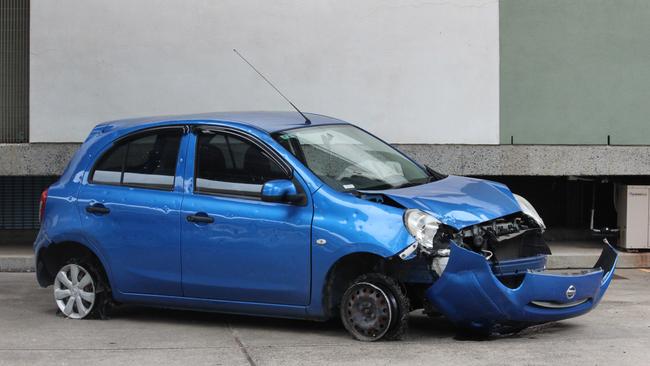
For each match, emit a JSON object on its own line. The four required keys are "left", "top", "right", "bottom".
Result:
{"left": 53, "top": 263, "right": 96, "bottom": 319}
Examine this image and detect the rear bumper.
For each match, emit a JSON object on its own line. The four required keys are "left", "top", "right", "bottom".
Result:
{"left": 425, "top": 240, "right": 618, "bottom": 330}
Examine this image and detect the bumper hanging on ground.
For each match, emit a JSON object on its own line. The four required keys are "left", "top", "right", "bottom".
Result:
{"left": 425, "top": 240, "right": 618, "bottom": 330}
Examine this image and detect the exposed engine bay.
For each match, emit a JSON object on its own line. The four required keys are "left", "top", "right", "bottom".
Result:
{"left": 444, "top": 213, "right": 550, "bottom": 260}
{"left": 358, "top": 191, "right": 550, "bottom": 272}
{"left": 397, "top": 211, "right": 550, "bottom": 264}
{"left": 413, "top": 216, "right": 549, "bottom": 284}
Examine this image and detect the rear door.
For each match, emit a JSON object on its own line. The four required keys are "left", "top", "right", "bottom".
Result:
{"left": 77, "top": 126, "right": 187, "bottom": 296}
{"left": 180, "top": 128, "right": 312, "bottom": 305}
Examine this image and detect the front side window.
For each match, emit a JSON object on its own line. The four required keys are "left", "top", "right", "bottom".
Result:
{"left": 91, "top": 128, "right": 182, "bottom": 190}
{"left": 195, "top": 130, "right": 288, "bottom": 197}
{"left": 273, "top": 125, "right": 431, "bottom": 191}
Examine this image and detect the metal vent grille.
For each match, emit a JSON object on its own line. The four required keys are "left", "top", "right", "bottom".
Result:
{"left": 0, "top": 0, "right": 29, "bottom": 143}
{"left": 0, "top": 176, "right": 58, "bottom": 229}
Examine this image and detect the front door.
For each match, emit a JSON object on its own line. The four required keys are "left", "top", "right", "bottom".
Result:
{"left": 181, "top": 128, "right": 312, "bottom": 305}
{"left": 77, "top": 127, "right": 186, "bottom": 296}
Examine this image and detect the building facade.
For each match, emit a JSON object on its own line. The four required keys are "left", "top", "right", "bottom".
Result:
{"left": 2, "top": 0, "right": 650, "bottom": 238}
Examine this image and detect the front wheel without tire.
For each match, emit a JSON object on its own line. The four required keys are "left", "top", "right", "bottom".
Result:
{"left": 340, "top": 273, "right": 409, "bottom": 341}
{"left": 53, "top": 260, "right": 105, "bottom": 319}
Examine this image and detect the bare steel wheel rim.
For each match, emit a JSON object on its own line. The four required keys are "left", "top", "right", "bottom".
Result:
{"left": 53, "top": 264, "right": 96, "bottom": 319}
{"left": 345, "top": 282, "right": 392, "bottom": 340}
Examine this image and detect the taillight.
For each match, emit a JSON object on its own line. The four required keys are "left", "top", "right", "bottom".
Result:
{"left": 39, "top": 189, "right": 49, "bottom": 223}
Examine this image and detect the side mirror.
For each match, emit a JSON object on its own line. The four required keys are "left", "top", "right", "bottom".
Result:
{"left": 261, "top": 179, "right": 305, "bottom": 204}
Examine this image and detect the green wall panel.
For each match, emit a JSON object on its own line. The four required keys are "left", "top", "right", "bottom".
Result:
{"left": 500, "top": 0, "right": 650, "bottom": 145}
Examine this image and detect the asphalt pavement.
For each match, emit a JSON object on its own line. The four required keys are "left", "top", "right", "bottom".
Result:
{"left": 1, "top": 270, "right": 649, "bottom": 366}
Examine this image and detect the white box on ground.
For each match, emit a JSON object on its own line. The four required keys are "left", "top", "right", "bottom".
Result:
{"left": 617, "top": 185, "right": 650, "bottom": 249}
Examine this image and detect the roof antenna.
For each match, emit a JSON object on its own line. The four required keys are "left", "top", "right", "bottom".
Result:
{"left": 233, "top": 49, "right": 311, "bottom": 125}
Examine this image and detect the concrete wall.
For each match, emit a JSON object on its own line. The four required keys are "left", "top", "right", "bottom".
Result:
{"left": 30, "top": 0, "right": 499, "bottom": 144}
{"left": 6, "top": 143, "right": 650, "bottom": 177}
{"left": 501, "top": 0, "right": 650, "bottom": 145}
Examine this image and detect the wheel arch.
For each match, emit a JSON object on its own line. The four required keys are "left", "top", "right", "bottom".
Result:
{"left": 321, "top": 251, "right": 391, "bottom": 320}
{"left": 36, "top": 241, "right": 112, "bottom": 289}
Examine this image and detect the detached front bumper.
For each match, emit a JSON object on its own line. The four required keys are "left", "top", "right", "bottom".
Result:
{"left": 425, "top": 241, "right": 618, "bottom": 330}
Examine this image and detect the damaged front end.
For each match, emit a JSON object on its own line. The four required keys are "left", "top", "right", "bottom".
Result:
{"left": 398, "top": 208, "right": 618, "bottom": 332}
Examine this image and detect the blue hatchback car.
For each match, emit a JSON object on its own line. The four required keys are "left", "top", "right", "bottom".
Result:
{"left": 35, "top": 111, "right": 617, "bottom": 341}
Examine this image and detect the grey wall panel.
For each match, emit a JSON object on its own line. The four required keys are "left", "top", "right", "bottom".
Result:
{"left": 501, "top": 0, "right": 650, "bottom": 145}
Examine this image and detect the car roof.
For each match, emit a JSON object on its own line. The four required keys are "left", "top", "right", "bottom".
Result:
{"left": 95, "top": 111, "right": 350, "bottom": 134}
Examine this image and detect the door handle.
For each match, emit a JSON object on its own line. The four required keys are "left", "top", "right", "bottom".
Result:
{"left": 86, "top": 203, "right": 110, "bottom": 215}
{"left": 187, "top": 212, "right": 214, "bottom": 224}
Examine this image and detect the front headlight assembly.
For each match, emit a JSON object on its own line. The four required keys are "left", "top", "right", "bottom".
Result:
{"left": 403, "top": 209, "right": 441, "bottom": 251}
{"left": 513, "top": 194, "right": 546, "bottom": 230}
{"left": 402, "top": 209, "right": 450, "bottom": 276}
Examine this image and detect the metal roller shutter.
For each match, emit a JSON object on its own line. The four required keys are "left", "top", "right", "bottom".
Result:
{"left": 0, "top": 0, "right": 29, "bottom": 143}
{"left": 0, "top": 176, "right": 58, "bottom": 229}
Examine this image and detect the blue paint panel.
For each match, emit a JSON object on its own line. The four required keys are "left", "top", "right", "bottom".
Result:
{"left": 372, "top": 175, "right": 521, "bottom": 230}
{"left": 76, "top": 186, "right": 184, "bottom": 296}
{"left": 180, "top": 194, "right": 312, "bottom": 304}
{"left": 426, "top": 241, "right": 617, "bottom": 330}
{"left": 307, "top": 184, "right": 414, "bottom": 317}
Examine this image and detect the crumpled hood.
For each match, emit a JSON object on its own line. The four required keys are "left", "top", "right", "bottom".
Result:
{"left": 368, "top": 175, "right": 522, "bottom": 230}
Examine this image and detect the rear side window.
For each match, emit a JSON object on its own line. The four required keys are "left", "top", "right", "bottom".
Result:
{"left": 92, "top": 144, "right": 127, "bottom": 184}
{"left": 195, "top": 131, "right": 288, "bottom": 197}
{"left": 91, "top": 128, "right": 183, "bottom": 190}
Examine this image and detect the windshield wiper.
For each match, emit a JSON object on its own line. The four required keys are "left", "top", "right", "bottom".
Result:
{"left": 425, "top": 165, "right": 447, "bottom": 181}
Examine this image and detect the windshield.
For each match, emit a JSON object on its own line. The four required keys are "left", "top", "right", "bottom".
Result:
{"left": 273, "top": 125, "right": 431, "bottom": 191}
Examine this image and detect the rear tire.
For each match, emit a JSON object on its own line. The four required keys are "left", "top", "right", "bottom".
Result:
{"left": 340, "top": 273, "right": 409, "bottom": 341}
{"left": 53, "top": 257, "right": 110, "bottom": 319}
